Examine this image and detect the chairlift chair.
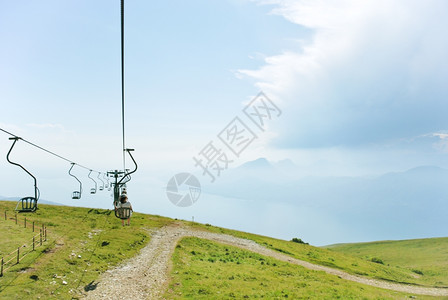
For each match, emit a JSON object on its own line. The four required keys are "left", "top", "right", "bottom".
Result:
{"left": 7, "top": 137, "right": 39, "bottom": 212}
{"left": 68, "top": 163, "right": 82, "bottom": 199}
{"left": 114, "top": 207, "right": 132, "bottom": 219}
{"left": 16, "top": 197, "right": 38, "bottom": 212}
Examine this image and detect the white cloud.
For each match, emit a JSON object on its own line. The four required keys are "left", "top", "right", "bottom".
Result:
{"left": 240, "top": 0, "right": 448, "bottom": 148}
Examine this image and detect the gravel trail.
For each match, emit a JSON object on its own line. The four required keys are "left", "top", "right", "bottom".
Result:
{"left": 83, "top": 224, "right": 448, "bottom": 299}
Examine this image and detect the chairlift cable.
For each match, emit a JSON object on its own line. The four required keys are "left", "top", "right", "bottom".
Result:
{"left": 0, "top": 127, "right": 100, "bottom": 173}
{"left": 120, "top": 0, "right": 126, "bottom": 172}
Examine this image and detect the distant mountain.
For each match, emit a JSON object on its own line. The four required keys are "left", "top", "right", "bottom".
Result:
{"left": 0, "top": 196, "right": 21, "bottom": 201}
{"left": 236, "top": 158, "right": 274, "bottom": 171}
{"left": 0, "top": 196, "right": 64, "bottom": 206}
{"left": 206, "top": 159, "right": 448, "bottom": 242}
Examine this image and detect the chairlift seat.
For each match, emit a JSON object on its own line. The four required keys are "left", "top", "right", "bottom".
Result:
{"left": 90, "top": 188, "right": 96, "bottom": 194}
{"left": 72, "top": 191, "right": 81, "bottom": 199}
{"left": 15, "top": 197, "right": 38, "bottom": 213}
{"left": 115, "top": 207, "right": 132, "bottom": 220}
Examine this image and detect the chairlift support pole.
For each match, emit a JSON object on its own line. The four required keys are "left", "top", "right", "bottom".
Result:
{"left": 108, "top": 169, "right": 125, "bottom": 205}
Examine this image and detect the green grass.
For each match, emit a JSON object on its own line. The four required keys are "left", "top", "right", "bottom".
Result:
{"left": 165, "top": 237, "right": 434, "bottom": 299}
{"left": 1, "top": 200, "right": 447, "bottom": 299}
{"left": 187, "top": 222, "right": 444, "bottom": 288}
{"left": 0, "top": 213, "right": 38, "bottom": 258}
{"left": 325, "top": 238, "right": 448, "bottom": 287}
{"left": 0, "top": 201, "right": 173, "bottom": 299}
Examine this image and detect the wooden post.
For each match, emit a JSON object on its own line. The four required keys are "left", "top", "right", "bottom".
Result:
{"left": 32, "top": 221, "right": 35, "bottom": 232}
{"left": 33, "top": 236, "right": 35, "bottom": 251}
{"left": 1, "top": 257, "right": 3, "bottom": 277}
{"left": 44, "top": 226, "right": 47, "bottom": 242}
{"left": 40, "top": 230, "right": 42, "bottom": 246}
{"left": 15, "top": 213, "right": 17, "bottom": 225}
{"left": 24, "top": 217, "right": 26, "bottom": 228}
{"left": 4, "top": 211, "right": 6, "bottom": 221}
{"left": 17, "top": 247, "right": 20, "bottom": 264}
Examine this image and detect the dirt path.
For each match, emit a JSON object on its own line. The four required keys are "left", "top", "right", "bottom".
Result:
{"left": 83, "top": 224, "right": 448, "bottom": 299}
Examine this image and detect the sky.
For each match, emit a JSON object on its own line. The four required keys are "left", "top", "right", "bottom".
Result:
{"left": 1, "top": 0, "right": 448, "bottom": 245}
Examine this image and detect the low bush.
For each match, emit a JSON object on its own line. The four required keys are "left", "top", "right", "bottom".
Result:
{"left": 291, "top": 238, "right": 308, "bottom": 245}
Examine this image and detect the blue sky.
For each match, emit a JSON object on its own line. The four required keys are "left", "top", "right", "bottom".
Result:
{"left": 1, "top": 0, "right": 448, "bottom": 244}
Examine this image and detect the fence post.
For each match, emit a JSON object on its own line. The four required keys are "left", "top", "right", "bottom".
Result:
{"left": 24, "top": 217, "right": 27, "bottom": 228}
{"left": 33, "top": 221, "right": 35, "bottom": 232}
{"left": 44, "top": 226, "right": 47, "bottom": 242}
{"left": 4, "top": 211, "right": 6, "bottom": 221}
{"left": 40, "top": 230, "right": 42, "bottom": 246}
{"left": 33, "top": 236, "right": 35, "bottom": 251}
{"left": 17, "top": 247, "right": 20, "bottom": 264}
{"left": 1, "top": 257, "right": 3, "bottom": 277}
{"left": 15, "top": 213, "right": 17, "bottom": 225}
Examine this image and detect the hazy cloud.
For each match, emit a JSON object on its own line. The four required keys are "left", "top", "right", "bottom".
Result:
{"left": 240, "top": 0, "right": 448, "bottom": 148}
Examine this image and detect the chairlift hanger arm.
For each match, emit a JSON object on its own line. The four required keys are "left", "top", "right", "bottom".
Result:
{"left": 117, "top": 148, "right": 137, "bottom": 185}
{"left": 88, "top": 170, "right": 97, "bottom": 191}
{"left": 97, "top": 172, "right": 105, "bottom": 189}
{"left": 7, "top": 137, "right": 38, "bottom": 201}
{"left": 68, "top": 163, "right": 83, "bottom": 195}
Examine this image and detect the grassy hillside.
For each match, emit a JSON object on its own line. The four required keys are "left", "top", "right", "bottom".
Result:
{"left": 165, "top": 237, "right": 433, "bottom": 299}
{"left": 0, "top": 215, "right": 38, "bottom": 258}
{"left": 188, "top": 222, "right": 444, "bottom": 288}
{"left": 0, "top": 200, "right": 446, "bottom": 299}
{"left": 325, "top": 238, "right": 448, "bottom": 287}
{"left": 0, "top": 201, "right": 172, "bottom": 299}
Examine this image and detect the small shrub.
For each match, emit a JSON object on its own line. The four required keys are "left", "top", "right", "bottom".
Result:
{"left": 412, "top": 269, "right": 424, "bottom": 275}
{"left": 29, "top": 275, "right": 39, "bottom": 281}
{"left": 291, "top": 238, "right": 308, "bottom": 245}
{"left": 370, "top": 257, "right": 384, "bottom": 265}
